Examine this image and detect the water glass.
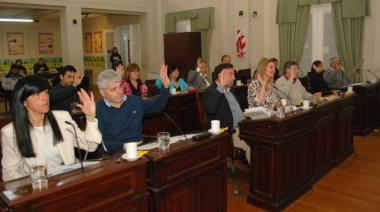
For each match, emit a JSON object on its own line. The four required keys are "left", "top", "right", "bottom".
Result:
{"left": 157, "top": 132, "right": 170, "bottom": 151}
{"left": 30, "top": 165, "right": 48, "bottom": 190}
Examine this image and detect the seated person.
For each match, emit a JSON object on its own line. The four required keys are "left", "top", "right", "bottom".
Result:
{"left": 49, "top": 65, "right": 81, "bottom": 112}
{"left": 187, "top": 59, "right": 211, "bottom": 91}
{"left": 275, "top": 61, "right": 315, "bottom": 104}
{"left": 156, "top": 64, "right": 188, "bottom": 92}
{"left": 1, "top": 75, "right": 101, "bottom": 182}
{"left": 2, "top": 64, "right": 25, "bottom": 91}
{"left": 119, "top": 63, "right": 149, "bottom": 97}
{"left": 308, "top": 60, "right": 332, "bottom": 95}
{"left": 15, "top": 59, "right": 27, "bottom": 75}
{"left": 33, "top": 58, "right": 49, "bottom": 74}
{"left": 202, "top": 63, "right": 249, "bottom": 163}
{"left": 96, "top": 65, "right": 170, "bottom": 153}
{"left": 247, "top": 58, "right": 279, "bottom": 110}
{"left": 323, "top": 57, "right": 350, "bottom": 89}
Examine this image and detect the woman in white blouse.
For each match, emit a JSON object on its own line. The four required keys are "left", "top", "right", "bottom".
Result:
{"left": 1, "top": 75, "right": 102, "bottom": 182}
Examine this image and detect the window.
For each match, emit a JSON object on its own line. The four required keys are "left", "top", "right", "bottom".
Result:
{"left": 299, "top": 4, "right": 338, "bottom": 75}
{"left": 176, "top": 19, "right": 191, "bottom": 32}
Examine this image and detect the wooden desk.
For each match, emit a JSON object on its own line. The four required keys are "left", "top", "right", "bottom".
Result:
{"left": 353, "top": 80, "right": 380, "bottom": 135}
{"left": 0, "top": 156, "right": 149, "bottom": 211}
{"left": 239, "top": 94, "right": 355, "bottom": 211}
{"left": 145, "top": 132, "right": 231, "bottom": 212}
{"left": 143, "top": 92, "right": 202, "bottom": 136}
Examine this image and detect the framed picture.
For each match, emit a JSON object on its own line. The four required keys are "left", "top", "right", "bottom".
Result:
{"left": 8, "top": 32, "right": 24, "bottom": 55}
{"left": 94, "top": 31, "right": 102, "bottom": 53}
{"left": 39, "top": 33, "right": 54, "bottom": 54}
{"left": 84, "top": 32, "right": 92, "bottom": 53}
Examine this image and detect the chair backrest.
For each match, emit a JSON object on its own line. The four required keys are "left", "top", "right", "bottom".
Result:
{"left": 194, "top": 92, "right": 208, "bottom": 131}
{"left": 299, "top": 75, "right": 311, "bottom": 92}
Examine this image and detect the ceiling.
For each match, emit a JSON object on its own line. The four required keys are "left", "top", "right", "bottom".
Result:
{"left": 0, "top": 7, "right": 104, "bottom": 20}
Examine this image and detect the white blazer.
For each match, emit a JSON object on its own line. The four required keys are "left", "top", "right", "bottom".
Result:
{"left": 1, "top": 110, "right": 102, "bottom": 182}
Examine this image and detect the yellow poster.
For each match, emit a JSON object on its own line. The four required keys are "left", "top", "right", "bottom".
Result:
{"left": 8, "top": 32, "right": 24, "bottom": 55}
{"left": 39, "top": 33, "right": 54, "bottom": 54}
{"left": 94, "top": 32, "right": 102, "bottom": 53}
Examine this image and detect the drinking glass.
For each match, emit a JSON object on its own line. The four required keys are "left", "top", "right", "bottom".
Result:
{"left": 157, "top": 132, "right": 170, "bottom": 151}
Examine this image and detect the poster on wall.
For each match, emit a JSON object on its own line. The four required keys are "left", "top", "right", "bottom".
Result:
{"left": 94, "top": 32, "right": 102, "bottom": 53}
{"left": 236, "top": 29, "right": 246, "bottom": 58}
{"left": 8, "top": 32, "right": 24, "bottom": 55}
{"left": 39, "top": 33, "right": 54, "bottom": 54}
{"left": 84, "top": 32, "right": 92, "bottom": 53}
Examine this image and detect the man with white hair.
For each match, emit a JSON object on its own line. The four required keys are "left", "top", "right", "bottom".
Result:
{"left": 96, "top": 65, "right": 170, "bottom": 153}
{"left": 323, "top": 57, "right": 350, "bottom": 89}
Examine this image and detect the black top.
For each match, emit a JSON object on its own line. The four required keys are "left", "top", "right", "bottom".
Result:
{"left": 129, "top": 79, "right": 143, "bottom": 96}
{"left": 49, "top": 84, "right": 80, "bottom": 112}
{"left": 308, "top": 71, "right": 331, "bottom": 95}
{"left": 33, "top": 63, "right": 49, "bottom": 74}
{"left": 202, "top": 82, "right": 240, "bottom": 129}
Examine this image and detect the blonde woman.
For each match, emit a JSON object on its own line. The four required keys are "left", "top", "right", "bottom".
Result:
{"left": 247, "top": 58, "right": 279, "bottom": 110}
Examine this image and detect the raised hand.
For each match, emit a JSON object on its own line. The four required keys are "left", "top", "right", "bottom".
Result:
{"left": 257, "top": 73, "right": 267, "bottom": 89}
{"left": 77, "top": 89, "right": 96, "bottom": 121}
{"left": 73, "top": 71, "right": 82, "bottom": 87}
{"left": 160, "top": 64, "right": 170, "bottom": 88}
{"left": 115, "top": 64, "right": 125, "bottom": 76}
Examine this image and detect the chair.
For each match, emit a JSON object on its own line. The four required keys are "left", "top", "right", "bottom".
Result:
{"left": 194, "top": 91, "right": 240, "bottom": 195}
{"left": 0, "top": 82, "right": 11, "bottom": 114}
{"left": 299, "top": 75, "right": 311, "bottom": 92}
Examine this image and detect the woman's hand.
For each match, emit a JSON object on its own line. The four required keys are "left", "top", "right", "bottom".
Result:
{"left": 257, "top": 73, "right": 267, "bottom": 89}
{"left": 160, "top": 64, "right": 170, "bottom": 88}
{"left": 77, "top": 89, "right": 96, "bottom": 121}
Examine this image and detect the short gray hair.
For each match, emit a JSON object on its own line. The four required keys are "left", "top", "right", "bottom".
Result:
{"left": 330, "top": 57, "right": 340, "bottom": 66}
{"left": 97, "top": 69, "right": 121, "bottom": 90}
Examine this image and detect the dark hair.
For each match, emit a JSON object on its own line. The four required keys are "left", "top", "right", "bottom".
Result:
{"left": 311, "top": 60, "right": 323, "bottom": 73}
{"left": 11, "top": 75, "right": 63, "bottom": 157}
{"left": 15, "top": 59, "right": 23, "bottom": 64}
{"left": 59, "top": 65, "right": 77, "bottom": 76}
{"left": 282, "top": 61, "right": 298, "bottom": 73}
{"left": 212, "top": 63, "right": 234, "bottom": 81}
{"left": 221, "top": 55, "right": 231, "bottom": 62}
{"left": 6, "top": 65, "right": 22, "bottom": 78}
{"left": 167, "top": 64, "right": 179, "bottom": 78}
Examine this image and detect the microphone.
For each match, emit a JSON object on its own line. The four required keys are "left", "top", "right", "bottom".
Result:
{"left": 65, "top": 121, "right": 84, "bottom": 174}
{"left": 273, "top": 85, "right": 294, "bottom": 112}
{"left": 366, "top": 69, "right": 379, "bottom": 82}
{"left": 162, "top": 112, "right": 189, "bottom": 142}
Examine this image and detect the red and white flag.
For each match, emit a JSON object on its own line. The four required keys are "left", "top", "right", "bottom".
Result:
{"left": 236, "top": 29, "right": 246, "bottom": 58}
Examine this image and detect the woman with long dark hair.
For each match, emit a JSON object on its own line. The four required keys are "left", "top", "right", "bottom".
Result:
{"left": 1, "top": 75, "right": 102, "bottom": 182}
{"left": 155, "top": 64, "right": 188, "bottom": 92}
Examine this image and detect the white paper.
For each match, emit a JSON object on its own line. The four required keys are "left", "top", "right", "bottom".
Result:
{"left": 47, "top": 161, "right": 100, "bottom": 177}
{"left": 137, "top": 133, "right": 199, "bottom": 150}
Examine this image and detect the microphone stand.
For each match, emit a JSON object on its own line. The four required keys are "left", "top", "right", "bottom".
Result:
{"left": 162, "top": 112, "right": 189, "bottom": 142}
{"left": 273, "top": 85, "right": 294, "bottom": 113}
{"left": 366, "top": 69, "right": 379, "bottom": 82}
{"left": 65, "top": 121, "right": 84, "bottom": 174}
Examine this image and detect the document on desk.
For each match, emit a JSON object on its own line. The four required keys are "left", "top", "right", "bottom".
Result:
{"left": 138, "top": 133, "right": 199, "bottom": 150}
{"left": 244, "top": 107, "right": 272, "bottom": 120}
{"left": 47, "top": 161, "right": 100, "bottom": 177}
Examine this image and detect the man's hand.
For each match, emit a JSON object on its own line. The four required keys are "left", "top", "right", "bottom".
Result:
{"left": 73, "top": 71, "right": 82, "bottom": 87}
{"left": 115, "top": 64, "right": 124, "bottom": 76}
{"left": 160, "top": 64, "right": 170, "bottom": 88}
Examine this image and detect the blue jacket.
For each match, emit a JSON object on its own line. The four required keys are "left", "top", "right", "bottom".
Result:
{"left": 96, "top": 89, "right": 170, "bottom": 153}
{"left": 156, "top": 77, "right": 188, "bottom": 92}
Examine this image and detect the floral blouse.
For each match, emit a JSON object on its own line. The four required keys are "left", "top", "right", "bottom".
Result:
{"left": 247, "top": 79, "right": 279, "bottom": 110}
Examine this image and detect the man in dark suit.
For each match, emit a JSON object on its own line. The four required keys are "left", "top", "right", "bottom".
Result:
{"left": 202, "top": 63, "right": 250, "bottom": 164}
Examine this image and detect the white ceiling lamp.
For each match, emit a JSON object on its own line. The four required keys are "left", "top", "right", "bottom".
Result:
{"left": 0, "top": 18, "right": 34, "bottom": 22}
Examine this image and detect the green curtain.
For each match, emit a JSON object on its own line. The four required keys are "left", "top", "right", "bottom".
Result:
{"left": 332, "top": 1, "right": 365, "bottom": 82}
{"left": 165, "top": 7, "right": 214, "bottom": 63}
{"left": 277, "top": 0, "right": 366, "bottom": 24}
{"left": 278, "top": 6, "right": 310, "bottom": 68}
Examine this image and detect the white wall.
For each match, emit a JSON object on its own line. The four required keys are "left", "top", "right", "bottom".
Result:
{"left": 160, "top": 0, "right": 279, "bottom": 72}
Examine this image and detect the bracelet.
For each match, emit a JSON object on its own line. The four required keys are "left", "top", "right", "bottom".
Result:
{"left": 85, "top": 114, "right": 96, "bottom": 119}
